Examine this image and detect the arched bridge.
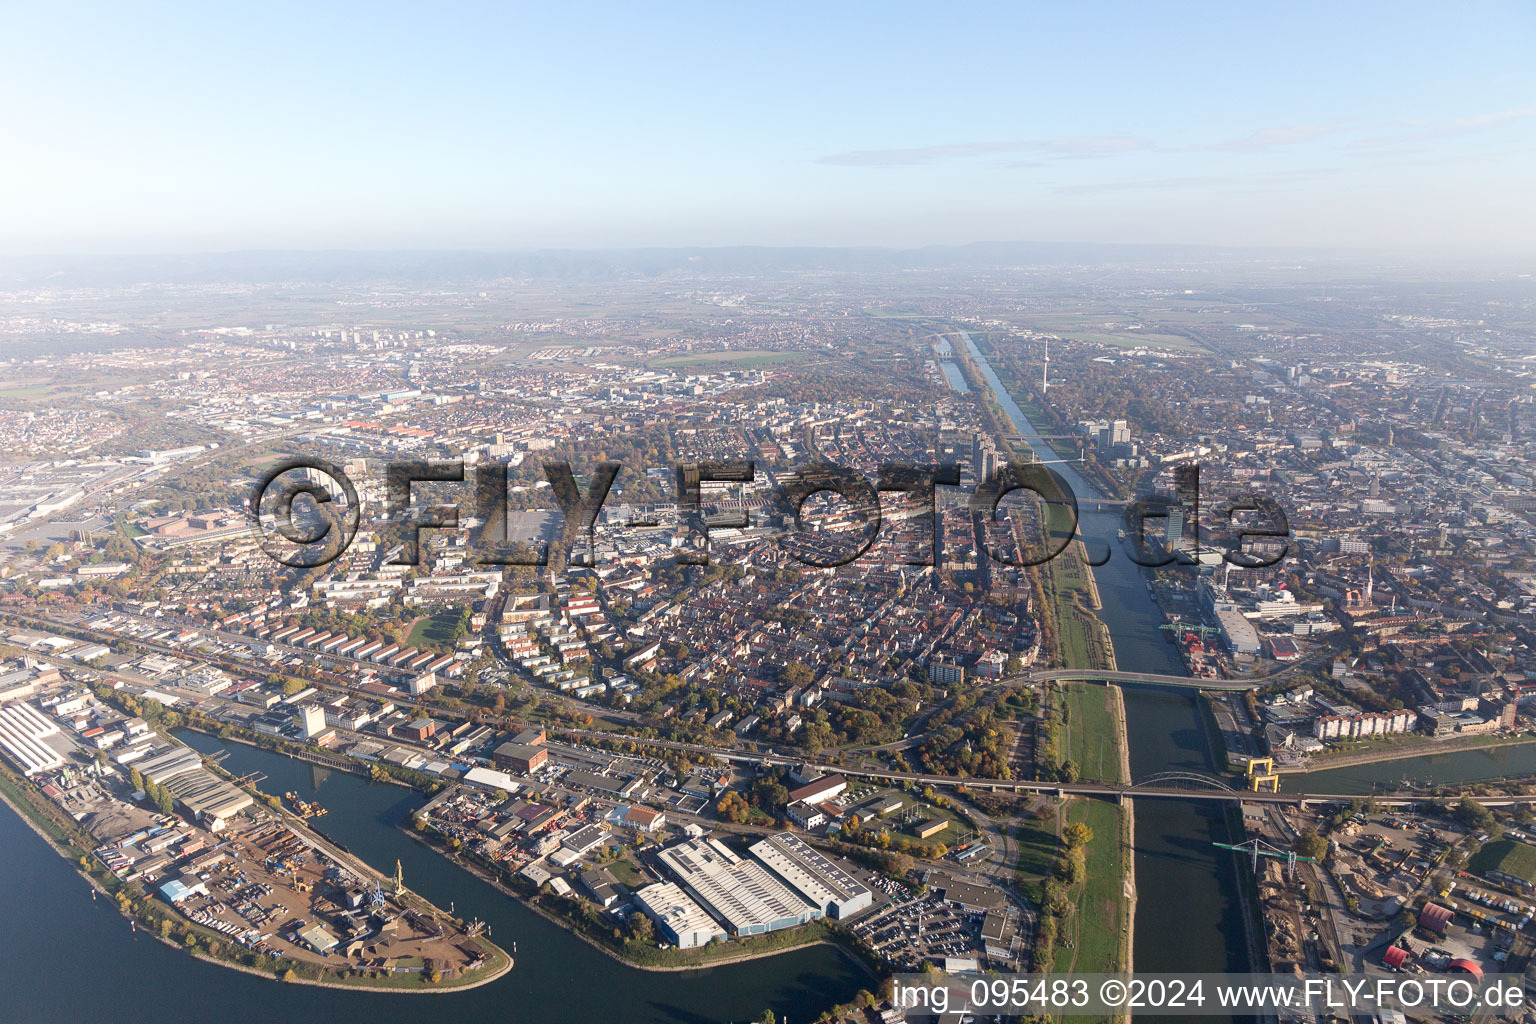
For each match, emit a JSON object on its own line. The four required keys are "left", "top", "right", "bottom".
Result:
{"left": 1131, "top": 771, "right": 1234, "bottom": 792}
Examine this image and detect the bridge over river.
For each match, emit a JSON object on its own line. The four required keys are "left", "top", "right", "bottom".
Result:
{"left": 1026, "top": 667, "right": 1260, "bottom": 691}
{"left": 566, "top": 730, "right": 1536, "bottom": 808}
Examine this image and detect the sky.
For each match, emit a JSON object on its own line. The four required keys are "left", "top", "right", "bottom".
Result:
{"left": 2, "top": 2, "right": 1534, "bottom": 255}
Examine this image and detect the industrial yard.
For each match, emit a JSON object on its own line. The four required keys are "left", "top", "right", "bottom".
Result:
{"left": 0, "top": 670, "right": 508, "bottom": 988}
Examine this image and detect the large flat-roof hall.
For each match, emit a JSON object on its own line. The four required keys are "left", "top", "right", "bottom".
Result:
{"left": 749, "top": 831, "right": 872, "bottom": 919}
{"left": 655, "top": 837, "right": 818, "bottom": 937}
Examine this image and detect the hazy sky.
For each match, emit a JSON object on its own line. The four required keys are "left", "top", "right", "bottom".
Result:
{"left": 3, "top": 2, "right": 1534, "bottom": 254}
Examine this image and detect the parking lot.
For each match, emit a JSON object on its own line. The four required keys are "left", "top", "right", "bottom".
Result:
{"left": 847, "top": 889, "right": 986, "bottom": 970}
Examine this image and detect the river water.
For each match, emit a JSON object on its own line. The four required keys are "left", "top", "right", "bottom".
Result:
{"left": 1281, "top": 742, "right": 1536, "bottom": 796}
{"left": 956, "top": 331, "right": 1257, "bottom": 983}
{"left": 0, "top": 732, "right": 867, "bottom": 1024}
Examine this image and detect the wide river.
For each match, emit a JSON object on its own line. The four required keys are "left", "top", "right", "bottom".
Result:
{"left": 0, "top": 729, "right": 868, "bottom": 1024}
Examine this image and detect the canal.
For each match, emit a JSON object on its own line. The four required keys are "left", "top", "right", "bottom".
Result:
{"left": 0, "top": 733, "right": 868, "bottom": 1024}
{"left": 933, "top": 335, "right": 971, "bottom": 393}
{"left": 956, "top": 330, "right": 1257, "bottom": 983}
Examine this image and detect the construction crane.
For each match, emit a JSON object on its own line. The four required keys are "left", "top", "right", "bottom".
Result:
{"left": 1213, "top": 837, "right": 1317, "bottom": 878}
{"left": 1160, "top": 622, "right": 1222, "bottom": 637}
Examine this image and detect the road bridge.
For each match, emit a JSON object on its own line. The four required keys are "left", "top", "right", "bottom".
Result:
{"left": 1026, "top": 668, "right": 1261, "bottom": 691}
{"left": 560, "top": 730, "right": 1536, "bottom": 808}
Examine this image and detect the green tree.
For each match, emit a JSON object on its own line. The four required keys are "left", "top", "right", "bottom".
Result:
{"left": 1457, "top": 796, "right": 1496, "bottom": 833}
{"left": 781, "top": 662, "right": 813, "bottom": 686}
{"left": 1294, "top": 830, "right": 1328, "bottom": 861}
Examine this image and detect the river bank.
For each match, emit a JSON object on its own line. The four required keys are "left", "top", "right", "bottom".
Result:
{"left": 1278, "top": 734, "right": 1536, "bottom": 775}
{"left": 1120, "top": 795, "right": 1136, "bottom": 978}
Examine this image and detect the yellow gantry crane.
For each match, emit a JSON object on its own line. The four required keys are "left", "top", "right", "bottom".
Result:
{"left": 1246, "top": 757, "right": 1280, "bottom": 792}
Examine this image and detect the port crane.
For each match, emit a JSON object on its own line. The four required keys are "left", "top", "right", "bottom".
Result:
{"left": 1159, "top": 621, "right": 1222, "bottom": 637}
{"left": 1213, "top": 837, "right": 1317, "bottom": 878}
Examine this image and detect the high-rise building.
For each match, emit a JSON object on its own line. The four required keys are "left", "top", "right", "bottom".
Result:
{"left": 971, "top": 433, "right": 1003, "bottom": 483}
{"left": 1164, "top": 507, "right": 1184, "bottom": 551}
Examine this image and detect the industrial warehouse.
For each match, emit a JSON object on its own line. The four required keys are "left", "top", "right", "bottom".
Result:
{"left": 632, "top": 832, "right": 873, "bottom": 948}
{"left": 0, "top": 697, "right": 67, "bottom": 774}
{"left": 633, "top": 881, "right": 726, "bottom": 950}
{"left": 748, "top": 831, "right": 873, "bottom": 919}
{"left": 134, "top": 746, "right": 254, "bottom": 831}
{"left": 654, "top": 836, "right": 820, "bottom": 938}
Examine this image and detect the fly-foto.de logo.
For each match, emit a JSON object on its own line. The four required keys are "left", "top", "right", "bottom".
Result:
{"left": 248, "top": 457, "right": 1288, "bottom": 572}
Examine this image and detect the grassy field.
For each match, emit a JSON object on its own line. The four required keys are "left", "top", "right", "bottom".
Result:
{"left": 1469, "top": 839, "right": 1536, "bottom": 881}
{"left": 1060, "top": 797, "right": 1130, "bottom": 1024}
{"left": 1045, "top": 549, "right": 1108, "bottom": 669}
{"left": 606, "top": 858, "right": 648, "bottom": 888}
{"left": 890, "top": 800, "right": 972, "bottom": 843}
{"left": 1064, "top": 684, "right": 1124, "bottom": 784}
{"left": 0, "top": 384, "right": 62, "bottom": 399}
{"left": 1014, "top": 810, "right": 1060, "bottom": 906}
{"left": 1064, "top": 799, "right": 1127, "bottom": 972}
{"left": 406, "top": 608, "right": 463, "bottom": 648}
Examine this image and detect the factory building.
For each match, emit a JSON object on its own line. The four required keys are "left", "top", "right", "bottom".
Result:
{"left": 0, "top": 700, "right": 66, "bottom": 775}
{"left": 656, "top": 837, "right": 819, "bottom": 937}
{"left": 786, "top": 773, "right": 846, "bottom": 806}
{"left": 1214, "top": 606, "right": 1261, "bottom": 657}
{"left": 749, "top": 832, "right": 872, "bottom": 919}
{"left": 493, "top": 740, "right": 549, "bottom": 774}
{"left": 135, "top": 746, "right": 254, "bottom": 830}
{"left": 633, "top": 881, "right": 726, "bottom": 949}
